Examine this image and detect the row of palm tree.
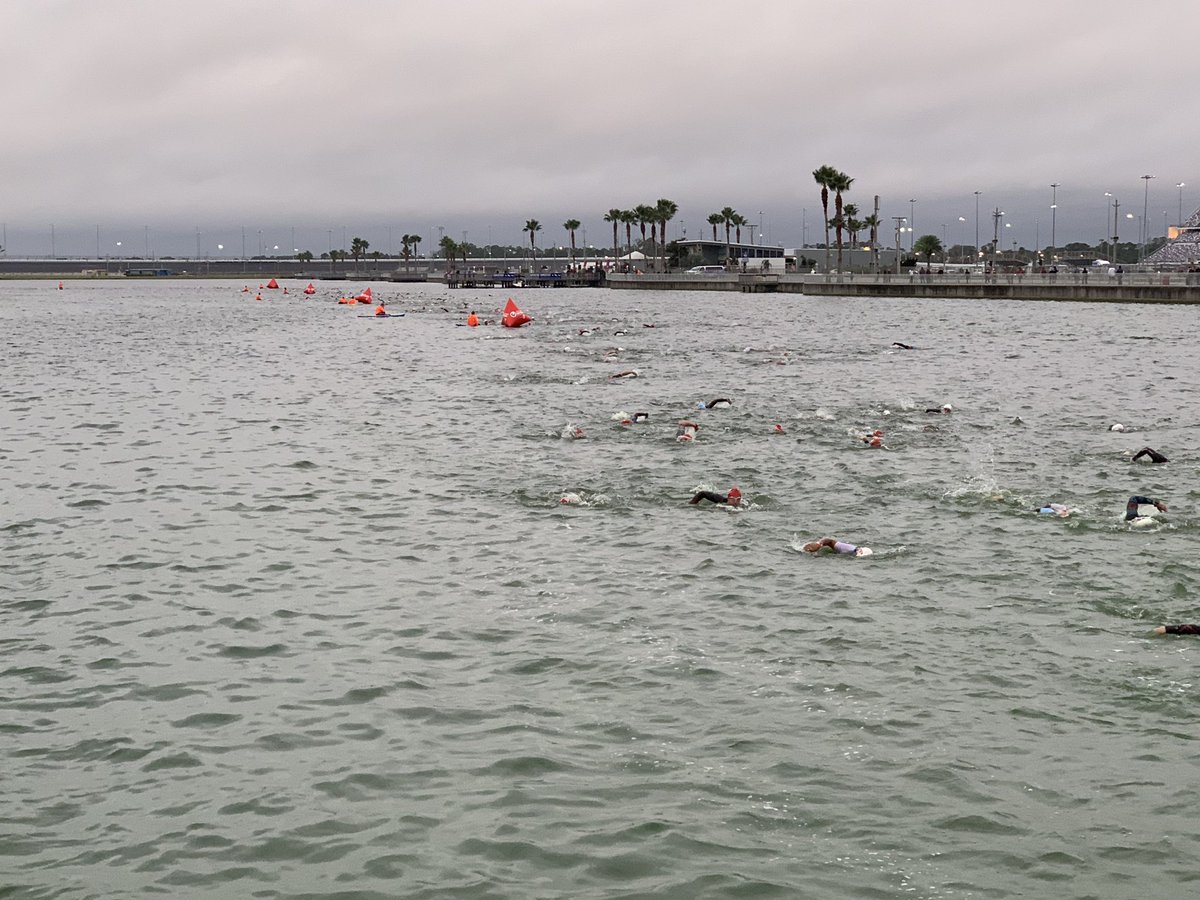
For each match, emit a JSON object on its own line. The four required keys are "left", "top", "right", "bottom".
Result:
{"left": 812, "top": 165, "right": 882, "bottom": 273}
{"left": 704, "top": 208, "right": 752, "bottom": 266}
{"left": 602, "top": 200, "right": 678, "bottom": 271}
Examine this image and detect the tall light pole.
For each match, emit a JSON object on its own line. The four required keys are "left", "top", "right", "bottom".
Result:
{"left": 1049, "top": 182, "right": 1059, "bottom": 262}
{"left": 957, "top": 217, "right": 966, "bottom": 263}
{"left": 1140, "top": 174, "right": 1155, "bottom": 262}
{"left": 1177, "top": 182, "right": 1186, "bottom": 226}
{"left": 973, "top": 191, "right": 981, "bottom": 267}
{"left": 891, "top": 216, "right": 906, "bottom": 274}
{"left": 991, "top": 208, "right": 1004, "bottom": 271}
{"left": 909, "top": 199, "right": 917, "bottom": 251}
{"left": 1112, "top": 196, "right": 1120, "bottom": 263}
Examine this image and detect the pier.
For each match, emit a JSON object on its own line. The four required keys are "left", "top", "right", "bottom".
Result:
{"left": 444, "top": 271, "right": 605, "bottom": 289}
{"left": 607, "top": 271, "right": 1200, "bottom": 303}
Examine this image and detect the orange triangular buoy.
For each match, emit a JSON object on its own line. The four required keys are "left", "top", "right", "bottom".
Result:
{"left": 303, "top": 283, "right": 316, "bottom": 295}
{"left": 266, "top": 278, "right": 279, "bottom": 289}
{"left": 502, "top": 298, "right": 531, "bottom": 328}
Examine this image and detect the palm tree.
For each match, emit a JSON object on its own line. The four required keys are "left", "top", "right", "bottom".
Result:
{"left": 350, "top": 236, "right": 369, "bottom": 273}
{"left": 655, "top": 198, "right": 678, "bottom": 272}
{"left": 843, "top": 203, "right": 860, "bottom": 248}
{"left": 913, "top": 234, "right": 943, "bottom": 267}
{"left": 812, "top": 164, "right": 839, "bottom": 272}
{"left": 634, "top": 204, "right": 655, "bottom": 265}
{"left": 400, "top": 234, "right": 414, "bottom": 271}
{"left": 604, "top": 209, "right": 622, "bottom": 267}
{"left": 732, "top": 213, "right": 747, "bottom": 245}
{"left": 720, "top": 206, "right": 737, "bottom": 266}
{"left": 563, "top": 219, "right": 581, "bottom": 267}
{"left": 862, "top": 214, "right": 880, "bottom": 272}
{"left": 707, "top": 212, "right": 724, "bottom": 242}
{"left": 830, "top": 170, "right": 854, "bottom": 272}
{"left": 523, "top": 219, "right": 541, "bottom": 268}
{"left": 438, "top": 236, "right": 458, "bottom": 272}
{"left": 620, "top": 210, "right": 636, "bottom": 267}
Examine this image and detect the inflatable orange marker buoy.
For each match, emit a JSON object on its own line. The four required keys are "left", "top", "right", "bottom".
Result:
{"left": 303, "top": 283, "right": 316, "bottom": 295}
{"left": 501, "top": 298, "right": 531, "bottom": 328}
{"left": 266, "top": 278, "right": 279, "bottom": 289}
{"left": 58, "top": 281, "right": 64, "bottom": 290}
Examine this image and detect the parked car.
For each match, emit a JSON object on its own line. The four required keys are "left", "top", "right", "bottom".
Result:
{"left": 686, "top": 265, "right": 726, "bottom": 274}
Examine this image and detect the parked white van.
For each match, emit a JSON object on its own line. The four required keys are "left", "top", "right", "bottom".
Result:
{"left": 686, "top": 265, "right": 726, "bottom": 274}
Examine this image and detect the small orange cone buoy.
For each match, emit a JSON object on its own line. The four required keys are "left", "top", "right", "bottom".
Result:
{"left": 58, "top": 281, "right": 64, "bottom": 290}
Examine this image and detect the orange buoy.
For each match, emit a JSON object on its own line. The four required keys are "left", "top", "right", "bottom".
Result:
{"left": 58, "top": 281, "right": 64, "bottom": 290}
{"left": 303, "top": 283, "right": 316, "bottom": 295}
{"left": 501, "top": 298, "right": 531, "bottom": 328}
{"left": 266, "top": 278, "right": 279, "bottom": 289}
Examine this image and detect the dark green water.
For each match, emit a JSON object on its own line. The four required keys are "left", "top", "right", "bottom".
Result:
{"left": 2, "top": 279, "right": 1197, "bottom": 899}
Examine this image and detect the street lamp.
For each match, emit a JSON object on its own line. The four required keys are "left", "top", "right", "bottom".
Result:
{"left": 1140, "top": 174, "right": 1155, "bottom": 262}
{"left": 891, "top": 216, "right": 906, "bottom": 274}
{"left": 957, "top": 217, "right": 966, "bottom": 262}
{"left": 1177, "top": 182, "right": 1186, "bottom": 227}
{"left": 991, "top": 208, "right": 1005, "bottom": 272}
{"left": 909, "top": 199, "right": 917, "bottom": 251}
{"left": 973, "top": 191, "right": 982, "bottom": 268}
{"left": 1049, "top": 182, "right": 1059, "bottom": 262}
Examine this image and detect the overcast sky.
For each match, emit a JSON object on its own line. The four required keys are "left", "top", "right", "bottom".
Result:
{"left": 3, "top": 0, "right": 1197, "bottom": 257}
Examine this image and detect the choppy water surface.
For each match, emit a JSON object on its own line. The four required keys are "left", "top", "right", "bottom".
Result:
{"left": 2, "top": 278, "right": 1198, "bottom": 899}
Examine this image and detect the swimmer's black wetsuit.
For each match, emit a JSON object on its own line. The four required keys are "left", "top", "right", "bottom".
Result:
{"left": 705, "top": 398, "right": 732, "bottom": 409}
{"left": 1126, "top": 495, "right": 1163, "bottom": 520}
{"left": 1162, "top": 624, "right": 1200, "bottom": 635}
{"left": 689, "top": 491, "right": 728, "bottom": 505}
{"left": 1132, "top": 447, "right": 1169, "bottom": 463}
{"left": 892, "top": 342, "right": 914, "bottom": 350}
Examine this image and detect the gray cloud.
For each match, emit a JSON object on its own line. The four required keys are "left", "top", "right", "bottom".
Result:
{"left": 3, "top": 0, "right": 1196, "bottom": 256}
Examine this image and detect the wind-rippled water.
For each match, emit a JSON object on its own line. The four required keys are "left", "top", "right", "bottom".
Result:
{"left": 2, "top": 278, "right": 1198, "bottom": 899}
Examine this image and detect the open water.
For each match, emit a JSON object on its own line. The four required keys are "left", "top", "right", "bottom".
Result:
{"left": 2, "top": 278, "right": 1198, "bottom": 899}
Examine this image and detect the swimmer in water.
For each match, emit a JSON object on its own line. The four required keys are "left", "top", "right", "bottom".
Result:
{"left": 1125, "top": 495, "right": 1167, "bottom": 520}
{"left": 924, "top": 404, "right": 952, "bottom": 414}
{"left": 705, "top": 398, "right": 733, "bottom": 409}
{"left": 861, "top": 430, "right": 885, "bottom": 448}
{"left": 1034, "top": 503, "right": 1073, "bottom": 517}
{"left": 1154, "top": 624, "right": 1200, "bottom": 635}
{"left": 1131, "top": 447, "right": 1169, "bottom": 464}
{"left": 676, "top": 420, "right": 699, "bottom": 442}
{"left": 609, "top": 370, "right": 638, "bottom": 379}
{"left": 892, "top": 342, "right": 914, "bottom": 350}
{"left": 801, "top": 537, "right": 873, "bottom": 557}
{"left": 689, "top": 486, "right": 743, "bottom": 507}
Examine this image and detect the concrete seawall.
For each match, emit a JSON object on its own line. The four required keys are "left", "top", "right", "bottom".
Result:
{"left": 607, "top": 272, "right": 1200, "bottom": 304}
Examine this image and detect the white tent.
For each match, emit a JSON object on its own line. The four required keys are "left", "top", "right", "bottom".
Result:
{"left": 618, "top": 251, "right": 646, "bottom": 260}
